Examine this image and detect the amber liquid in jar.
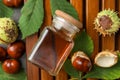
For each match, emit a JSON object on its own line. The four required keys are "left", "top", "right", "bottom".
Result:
{"left": 29, "top": 28, "right": 74, "bottom": 75}
{"left": 28, "top": 10, "right": 82, "bottom": 76}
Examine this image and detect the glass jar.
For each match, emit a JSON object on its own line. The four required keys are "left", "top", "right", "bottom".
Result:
{"left": 28, "top": 10, "right": 82, "bottom": 76}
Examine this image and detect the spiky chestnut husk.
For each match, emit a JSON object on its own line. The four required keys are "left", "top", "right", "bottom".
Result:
{"left": 94, "top": 9, "right": 120, "bottom": 36}
{"left": 94, "top": 50, "right": 118, "bottom": 68}
{"left": 0, "top": 18, "right": 18, "bottom": 45}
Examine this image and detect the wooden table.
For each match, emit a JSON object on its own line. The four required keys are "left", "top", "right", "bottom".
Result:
{"left": 26, "top": 0, "right": 120, "bottom": 80}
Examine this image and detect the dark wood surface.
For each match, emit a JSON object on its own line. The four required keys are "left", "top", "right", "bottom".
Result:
{"left": 26, "top": 0, "right": 120, "bottom": 80}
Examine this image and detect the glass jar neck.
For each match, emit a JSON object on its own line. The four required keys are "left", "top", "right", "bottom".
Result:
{"left": 50, "top": 16, "right": 80, "bottom": 42}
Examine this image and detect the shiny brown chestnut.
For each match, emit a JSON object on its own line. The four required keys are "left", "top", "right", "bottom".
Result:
{"left": 3, "top": 0, "right": 23, "bottom": 7}
{"left": 0, "top": 46, "right": 7, "bottom": 61}
{"left": 7, "top": 40, "right": 25, "bottom": 59}
{"left": 71, "top": 51, "right": 92, "bottom": 73}
{"left": 2, "top": 59, "right": 20, "bottom": 74}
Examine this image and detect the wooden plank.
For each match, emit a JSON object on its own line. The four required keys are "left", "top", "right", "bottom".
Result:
{"left": 56, "top": 68, "right": 68, "bottom": 80}
{"left": 86, "top": 0, "right": 99, "bottom": 80}
{"left": 102, "top": 0, "right": 115, "bottom": 10}
{"left": 116, "top": 0, "right": 120, "bottom": 50}
{"left": 40, "top": 0, "right": 53, "bottom": 80}
{"left": 101, "top": 0, "right": 115, "bottom": 50}
{"left": 70, "top": 0, "right": 83, "bottom": 22}
{"left": 41, "top": 71, "right": 53, "bottom": 80}
{"left": 26, "top": 34, "right": 40, "bottom": 80}
{"left": 115, "top": 1, "right": 120, "bottom": 80}
{"left": 86, "top": 0, "right": 99, "bottom": 61}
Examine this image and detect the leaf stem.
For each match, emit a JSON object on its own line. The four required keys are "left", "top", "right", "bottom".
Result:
{"left": 78, "top": 72, "right": 83, "bottom": 80}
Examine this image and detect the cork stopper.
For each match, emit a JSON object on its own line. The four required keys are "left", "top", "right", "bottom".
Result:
{"left": 55, "top": 10, "right": 83, "bottom": 29}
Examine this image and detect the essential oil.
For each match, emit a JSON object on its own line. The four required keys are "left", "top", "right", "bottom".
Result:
{"left": 28, "top": 10, "right": 82, "bottom": 76}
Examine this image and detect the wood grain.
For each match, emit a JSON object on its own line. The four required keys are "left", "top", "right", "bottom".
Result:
{"left": 86, "top": 0, "right": 99, "bottom": 80}
{"left": 86, "top": 0, "right": 99, "bottom": 60}
{"left": 40, "top": 0, "right": 53, "bottom": 80}
{"left": 70, "top": 0, "right": 83, "bottom": 22}
{"left": 55, "top": 68, "right": 68, "bottom": 80}
{"left": 116, "top": 0, "right": 120, "bottom": 51}
{"left": 101, "top": 0, "right": 115, "bottom": 50}
{"left": 102, "top": 0, "right": 115, "bottom": 10}
{"left": 26, "top": 34, "right": 40, "bottom": 80}
{"left": 114, "top": 1, "right": 120, "bottom": 80}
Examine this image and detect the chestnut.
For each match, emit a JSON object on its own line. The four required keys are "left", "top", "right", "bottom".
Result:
{"left": 71, "top": 51, "right": 92, "bottom": 73}
{"left": 2, "top": 59, "right": 20, "bottom": 74}
{"left": 7, "top": 40, "right": 25, "bottom": 59}
{"left": 2, "top": 0, "right": 23, "bottom": 7}
{"left": 0, "top": 46, "right": 7, "bottom": 61}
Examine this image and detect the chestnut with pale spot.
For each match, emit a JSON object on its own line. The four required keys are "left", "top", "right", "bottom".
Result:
{"left": 2, "top": 59, "right": 20, "bottom": 74}
{"left": 71, "top": 51, "right": 92, "bottom": 73}
{"left": 7, "top": 40, "right": 25, "bottom": 59}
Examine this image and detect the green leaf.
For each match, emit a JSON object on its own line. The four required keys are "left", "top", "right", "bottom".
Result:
{"left": 64, "top": 59, "right": 80, "bottom": 78}
{"left": 0, "top": 63, "right": 27, "bottom": 80}
{"left": 83, "top": 65, "right": 120, "bottom": 79}
{"left": 50, "top": 0, "right": 79, "bottom": 20}
{"left": 83, "top": 56, "right": 120, "bottom": 79}
{"left": 71, "top": 30, "right": 94, "bottom": 57}
{"left": 0, "top": 1, "right": 13, "bottom": 17}
{"left": 19, "top": 0, "right": 44, "bottom": 39}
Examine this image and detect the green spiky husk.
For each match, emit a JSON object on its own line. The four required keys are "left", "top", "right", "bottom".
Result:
{"left": 0, "top": 18, "right": 18, "bottom": 45}
{"left": 94, "top": 9, "right": 120, "bottom": 36}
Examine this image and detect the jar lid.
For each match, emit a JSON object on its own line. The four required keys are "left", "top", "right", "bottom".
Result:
{"left": 55, "top": 10, "right": 83, "bottom": 29}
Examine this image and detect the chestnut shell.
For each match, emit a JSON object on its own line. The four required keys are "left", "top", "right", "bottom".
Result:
{"left": 72, "top": 56, "right": 92, "bottom": 72}
{"left": 94, "top": 50, "right": 118, "bottom": 68}
{"left": 0, "top": 46, "right": 7, "bottom": 61}
{"left": 7, "top": 40, "right": 25, "bottom": 59}
{"left": 71, "top": 51, "right": 92, "bottom": 73}
{"left": 2, "top": 59, "right": 20, "bottom": 74}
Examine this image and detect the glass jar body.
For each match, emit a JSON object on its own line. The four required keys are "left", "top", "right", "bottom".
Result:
{"left": 28, "top": 27, "right": 74, "bottom": 75}
{"left": 28, "top": 15, "right": 81, "bottom": 75}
